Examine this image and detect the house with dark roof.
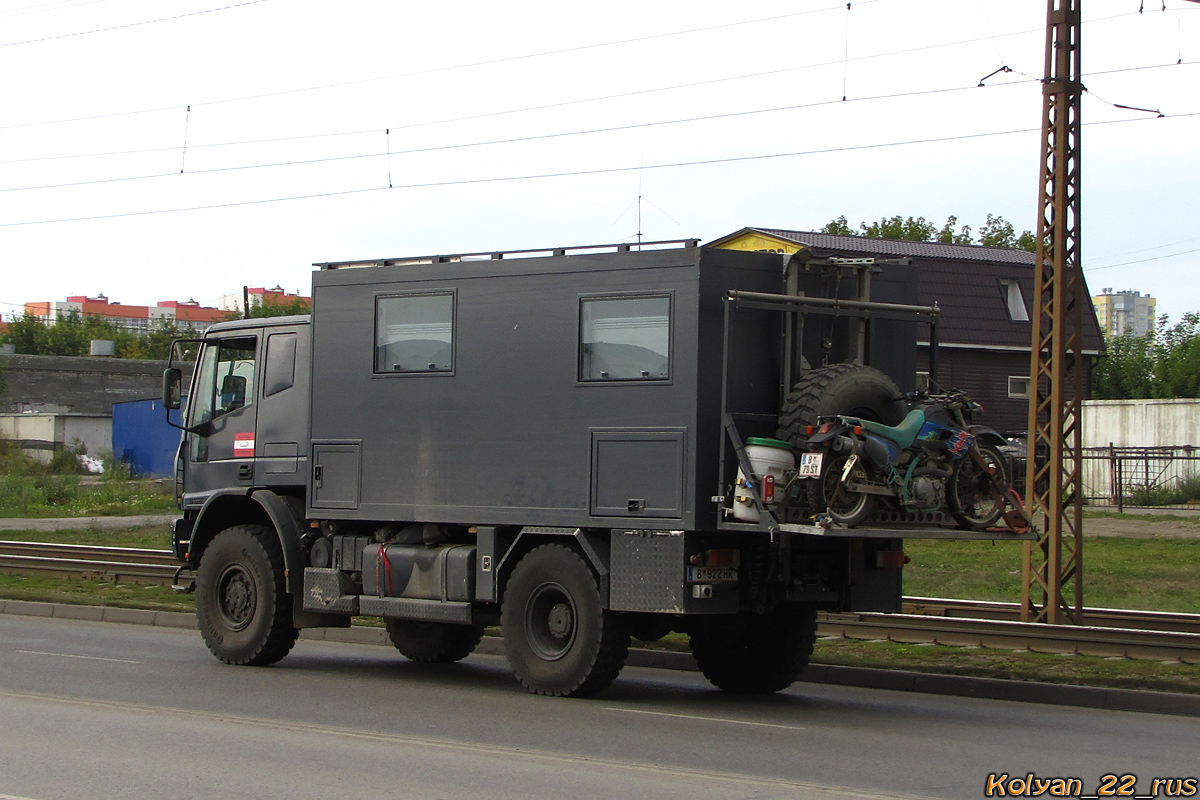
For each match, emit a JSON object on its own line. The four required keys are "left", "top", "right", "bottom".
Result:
{"left": 707, "top": 227, "right": 1105, "bottom": 434}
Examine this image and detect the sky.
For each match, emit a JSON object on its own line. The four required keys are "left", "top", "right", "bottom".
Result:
{"left": 0, "top": 0, "right": 1196, "bottom": 324}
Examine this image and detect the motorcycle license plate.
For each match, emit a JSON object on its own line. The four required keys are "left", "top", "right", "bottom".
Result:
{"left": 799, "top": 452, "right": 823, "bottom": 477}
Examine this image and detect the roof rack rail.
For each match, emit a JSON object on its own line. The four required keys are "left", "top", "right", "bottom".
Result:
{"left": 314, "top": 238, "right": 700, "bottom": 270}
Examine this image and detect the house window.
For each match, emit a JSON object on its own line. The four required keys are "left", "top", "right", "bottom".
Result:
{"left": 580, "top": 295, "right": 671, "bottom": 381}
{"left": 999, "top": 280, "right": 1030, "bottom": 321}
{"left": 1008, "top": 376, "right": 1030, "bottom": 399}
{"left": 375, "top": 292, "right": 455, "bottom": 374}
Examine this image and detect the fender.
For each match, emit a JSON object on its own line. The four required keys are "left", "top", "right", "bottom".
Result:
{"left": 490, "top": 526, "right": 611, "bottom": 606}
{"left": 967, "top": 424, "right": 1009, "bottom": 448}
{"left": 187, "top": 488, "right": 307, "bottom": 594}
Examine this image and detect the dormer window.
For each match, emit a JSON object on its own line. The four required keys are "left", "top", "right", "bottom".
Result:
{"left": 999, "top": 279, "right": 1029, "bottom": 321}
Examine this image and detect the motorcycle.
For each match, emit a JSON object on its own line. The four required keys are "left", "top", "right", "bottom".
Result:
{"left": 800, "top": 389, "right": 1032, "bottom": 532}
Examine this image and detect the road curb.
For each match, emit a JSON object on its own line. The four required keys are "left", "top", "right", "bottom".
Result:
{"left": 3, "top": 598, "right": 1197, "bottom": 716}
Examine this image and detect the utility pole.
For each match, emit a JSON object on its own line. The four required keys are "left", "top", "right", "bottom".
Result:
{"left": 1022, "top": 0, "right": 1086, "bottom": 624}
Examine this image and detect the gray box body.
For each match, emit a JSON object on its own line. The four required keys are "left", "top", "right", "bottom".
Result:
{"left": 306, "top": 247, "right": 791, "bottom": 530}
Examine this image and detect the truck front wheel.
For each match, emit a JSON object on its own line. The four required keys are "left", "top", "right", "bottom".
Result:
{"left": 195, "top": 524, "right": 298, "bottom": 666}
{"left": 689, "top": 606, "right": 817, "bottom": 693}
{"left": 385, "top": 619, "right": 485, "bottom": 664}
{"left": 501, "top": 544, "right": 630, "bottom": 697}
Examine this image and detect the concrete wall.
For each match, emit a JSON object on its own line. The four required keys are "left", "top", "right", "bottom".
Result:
{"left": 0, "top": 354, "right": 171, "bottom": 415}
{"left": 0, "top": 413, "right": 112, "bottom": 463}
{"left": 1083, "top": 399, "right": 1200, "bottom": 448}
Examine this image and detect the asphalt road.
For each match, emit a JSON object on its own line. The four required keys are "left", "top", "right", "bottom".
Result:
{"left": 1, "top": 616, "right": 1196, "bottom": 800}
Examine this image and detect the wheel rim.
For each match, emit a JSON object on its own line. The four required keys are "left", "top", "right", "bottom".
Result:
{"left": 215, "top": 564, "right": 256, "bottom": 631}
{"left": 524, "top": 582, "right": 576, "bottom": 661}
{"left": 956, "top": 451, "right": 1002, "bottom": 523}
{"left": 825, "top": 458, "right": 869, "bottom": 518}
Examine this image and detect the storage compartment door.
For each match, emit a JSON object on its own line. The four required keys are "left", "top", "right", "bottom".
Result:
{"left": 311, "top": 442, "right": 361, "bottom": 509}
{"left": 590, "top": 429, "right": 685, "bottom": 518}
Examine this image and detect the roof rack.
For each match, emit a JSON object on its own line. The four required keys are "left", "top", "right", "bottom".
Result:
{"left": 314, "top": 238, "right": 700, "bottom": 270}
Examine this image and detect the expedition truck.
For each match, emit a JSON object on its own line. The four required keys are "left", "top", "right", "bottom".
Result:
{"left": 163, "top": 240, "right": 1022, "bottom": 697}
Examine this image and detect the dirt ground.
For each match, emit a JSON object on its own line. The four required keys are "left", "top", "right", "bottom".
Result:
{"left": 1082, "top": 511, "right": 1200, "bottom": 538}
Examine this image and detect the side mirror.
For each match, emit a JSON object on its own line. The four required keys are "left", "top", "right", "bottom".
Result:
{"left": 163, "top": 368, "right": 182, "bottom": 410}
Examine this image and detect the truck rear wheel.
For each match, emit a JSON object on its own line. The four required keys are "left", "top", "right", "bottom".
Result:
{"left": 195, "top": 524, "right": 298, "bottom": 666}
{"left": 689, "top": 606, "right": 817, "bottom": 694}
{"left": 385, "top": 619, "right": 485, "bottom": 664}
{"left": 501, "top": 543, "right": 630, "bottom": 697}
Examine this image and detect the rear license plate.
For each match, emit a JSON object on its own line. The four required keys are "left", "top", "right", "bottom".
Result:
{"left": 687, "top": 567, "right": 737, "bottom": 583}
{"left": 799, "top": 452, "right": 823, "bottom": 478}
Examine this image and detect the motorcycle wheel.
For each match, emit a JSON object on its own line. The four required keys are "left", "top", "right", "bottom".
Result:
{"left": 809, "top": 452, "right": 875, "bottom": 527}
{"left": 949, "top": 442, "right": 1008, "bottom": 529}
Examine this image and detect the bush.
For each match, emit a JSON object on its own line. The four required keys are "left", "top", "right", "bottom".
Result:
{"left": 1124, "top": 473, "right": 1200, "bottom": 506}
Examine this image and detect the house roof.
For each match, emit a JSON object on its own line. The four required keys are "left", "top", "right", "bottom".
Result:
{"left": 720, "top": 228, "right": 1037, "bottom": 265}
{"left": 706, "top": 227, "right": 1103, "bottom": 352}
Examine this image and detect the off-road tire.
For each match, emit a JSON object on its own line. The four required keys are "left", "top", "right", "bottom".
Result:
{"left": 385, "top": 619, "right": 485, "bottom": 664}
{"left": 195, "top": 524, "right": 298, "bottom": 666}
{"left": 501, "top": 544, "right": 630, "bottom": 697}
{"left": 776, "top": 363, "right": 905, "bottom": 448}
{"left": 689, "top": 606, "right": 818, "bottom": 694}
{"left": 949, "top": 442, "right": 1008, "bottom": 529}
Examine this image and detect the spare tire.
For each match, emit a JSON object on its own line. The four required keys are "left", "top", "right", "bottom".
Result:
{"left": 776, "top": 363, "right": 905, "bottom": 449}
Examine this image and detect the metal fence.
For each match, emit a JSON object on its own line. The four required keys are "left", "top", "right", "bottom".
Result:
{"left": 1080, "top": 446, "right": 1200, "bottom": 511}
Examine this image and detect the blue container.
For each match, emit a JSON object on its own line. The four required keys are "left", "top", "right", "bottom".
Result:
{"left": 111, "top": 397, "right": 184, "bottom": 478}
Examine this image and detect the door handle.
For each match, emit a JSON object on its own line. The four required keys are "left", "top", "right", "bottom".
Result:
{"left": 238, "top": 464, "right": 252, "bottom": 480}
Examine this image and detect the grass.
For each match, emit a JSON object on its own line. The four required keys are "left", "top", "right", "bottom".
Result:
{"left": 1, "top": 521, "right": 1198, "bottom": 694}
{"left": 902, "top": 536, "right": 1200, "bottom": 612}
{"left": 0, "top": 524, "right": 172, "bottom": 550}
{"left": 0, "top": 573, "right": 193, "bottom": 613}
{"left": 0, "top": 435, "right": 177, "bottom": 518}
{"left": 0, "top": 476, "right": 177, "bottom": 518}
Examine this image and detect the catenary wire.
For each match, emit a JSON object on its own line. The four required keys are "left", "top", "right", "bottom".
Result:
{"left": 6, "top": 62, "right": 1197, "bottom": 196}
{"left": 0, "top": 80, "right": 1039, "bottom": 194}
{"left": 0, "top": 0, "right": 269, "bottom": 48}
{"left": 0, "top": 1, "right": 880, "bottom": 130}
{"left": 0, "top": 4, "right": 1142, "bottom": 133}
{"left": 3, "top": 112, "right": 1194, "bottom": 229}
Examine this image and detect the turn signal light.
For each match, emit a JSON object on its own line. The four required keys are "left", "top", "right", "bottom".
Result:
{"left": 876, "top": 551, "right": 910, "bottom": 569}
{"left": 853, "top": 425, "right": 863, "bottom": 436}
{"left": 805, "top": 425, "right": 814, "bottom": 435}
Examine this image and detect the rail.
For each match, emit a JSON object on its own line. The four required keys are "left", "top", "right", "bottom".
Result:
{"left": 2, "top": 542, "right": 1197, "bottom": 662}
{"left": 314, "top": 239, "right": 700, "bottom": 270}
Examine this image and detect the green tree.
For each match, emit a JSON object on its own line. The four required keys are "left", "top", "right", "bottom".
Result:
{"left": 859, "top": 215, "right": 938, "bottom": 242}
{"left": 1093, "top": 314, "right": 1200, "bottom": 400}
{"left": 1092, "top": 329, "right": 1155, "bottom": 399}
{"left": 1154, "top": 313, "right": 1200, "bottom": 398}
{"left": 937, "top": 215, "right": 973, "bottom": 245}
{"left": 820, "top": 215, "right": 855, "bottom": 236}
{"left": 822, "top": 213, "right": 1037, "bottom": 252}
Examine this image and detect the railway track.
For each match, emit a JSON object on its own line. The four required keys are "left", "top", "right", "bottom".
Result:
{"left": 2, "top": 541, "right": 1198, "bottom": 663}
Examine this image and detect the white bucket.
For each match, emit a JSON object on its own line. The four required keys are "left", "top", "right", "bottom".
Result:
{"left": 733, "top": 437, "right": 796, "bottom": 522}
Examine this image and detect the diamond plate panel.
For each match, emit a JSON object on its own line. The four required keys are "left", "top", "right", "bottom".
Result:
{"left": 302, "top": 568, "right": 360, "bottom": 614}
{"left": 609, "top": 530, "right": 687, "bottom": 613}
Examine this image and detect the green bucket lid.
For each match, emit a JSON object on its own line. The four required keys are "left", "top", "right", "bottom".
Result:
{"left": 745, "top": 437, "right": 792, "bottom": 451}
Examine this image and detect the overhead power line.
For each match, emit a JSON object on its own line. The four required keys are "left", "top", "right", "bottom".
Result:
{"left": 0, "top": 80, "right": 1036, "bottom": 194}
{"left": 0, "top": 0, "right": 270, "bottom": 48}
{"left": 2, "top": 57, "right": 1190, "bottom": 171}
{"left": 3, "top": 112, "right": 1194, "bottom": 229}
{"left": 0, "top": 1, "right": 879, "bottom": 130}
{"left": 2, "top": 3, "right": 1141, "bottom": 135}
{"left": 1085, "top": 246, "right": 1200, "bottom": 272}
